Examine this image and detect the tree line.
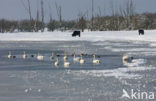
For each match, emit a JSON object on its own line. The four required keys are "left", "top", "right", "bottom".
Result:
{"left": 0, "top": 0, "right": 156, "bottom": 33}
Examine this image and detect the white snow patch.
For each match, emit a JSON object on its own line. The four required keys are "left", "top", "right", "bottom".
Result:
{"left": 0, "top": 30, "right": 156, "bottom": 42}
{"left": 111, "top": 48, "right": 156, "bottom": 52}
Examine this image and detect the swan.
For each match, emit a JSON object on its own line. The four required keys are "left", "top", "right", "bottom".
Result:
{"left": 93, "top": 54, "right": 100, "bottom": 64}
{"left": 64, "top": 52, "right": 68, "bottom": 61}
{"left": 122, "top": 53, "right": 129, "bottom": 61}
{"left": 64, "top": 59, "right": 70, "bottom": 67}
{"left": 122, "top": 53, "right": 133, "bottom": 62}
{"left": 122, "top": 53, "right": 133, "bottom": 66}
{"left": 54, "top": 58, "right": 59, "bottom": 67}
{"left": 23, "top": 51, "right": 27, "bottom": 59}
{"left": 8, "top": 51, "right": 12, "bottom": 59}
{"left": 50, "top": 52, "right": 54, "bottom": 61}
{"left": 73, "top": 52, "right": 80, "bottom": 62}
{"left": 80, "top": 54, "right": 85, "bottom": 64}
{"left": 37, "top": 52, "right": 44, "bottom": 60}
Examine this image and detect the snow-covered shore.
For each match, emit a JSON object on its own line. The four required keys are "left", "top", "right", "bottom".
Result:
{"left": 0, "top": 30, "right": 156, "bottom": 42}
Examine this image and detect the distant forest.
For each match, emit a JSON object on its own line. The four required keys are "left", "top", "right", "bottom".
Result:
{"left": 0, "top": 0, "right": 156, "bottom": 33}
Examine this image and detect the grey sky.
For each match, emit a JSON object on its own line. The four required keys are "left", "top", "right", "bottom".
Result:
{"left": 0, "top": 0, "right": 156, "bottom": 22}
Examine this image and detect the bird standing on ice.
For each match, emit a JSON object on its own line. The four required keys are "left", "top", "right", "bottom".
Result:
{"left": 93, "top": 54, "right": 100, "bottom": 64}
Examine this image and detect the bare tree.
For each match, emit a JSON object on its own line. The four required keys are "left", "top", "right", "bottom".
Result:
{"left": 20, "top": 0, "right": 33, "bottom": 31}
{"left": 109, "top": 0, "right": 116, "bottom": 30}
{"left": 41, "top": 0, "right": 44, "bottom": 32}
{"left": 91, "top": 0, "right": 94, "bottom": 31}
{"left": 55, "top": 2, "right": 62, "bottom": 31}
{"left": 34, "top": 9, "right": 39, "bottom": 32}
{"left": 96, "top": 7, "right": 102, "bottom": 31}
{"left": 27, "top": 0, "right": 32, "bottom": 21}
{"left": 76, "top": 12, "right": 87, "bottom": 32}
{"left": 48, "top": 0, "right": 53, "bottom": 22}
{"left": 119, "top": 0, "right": 135, "bottom": 30}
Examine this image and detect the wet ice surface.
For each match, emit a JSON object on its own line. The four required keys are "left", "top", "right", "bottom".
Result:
{"left": 0, "top": 41, "right": 156, "bottom": 101}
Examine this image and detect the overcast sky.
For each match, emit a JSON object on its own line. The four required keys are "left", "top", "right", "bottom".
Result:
{"left": 0, "top": 0, "right": 156, "bottom": 22}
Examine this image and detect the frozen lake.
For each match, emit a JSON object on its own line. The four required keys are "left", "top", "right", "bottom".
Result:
{"left": 0, "top": 40, "right": 156, "bottom": 101}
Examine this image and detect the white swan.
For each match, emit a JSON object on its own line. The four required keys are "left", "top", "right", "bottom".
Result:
{"left": 37, "top": 52, "right": 44, "bottom": 60}
{"left": 122, "top": 53, "right": 129, "bottom": 61}
{"left": 80, "top": 54, "right": 85, "bottom": 64}
{"left": 8, "top": 51, "right": 12, "bottom": 59}
{"left": 64, "top": 59, "right": 70, "bottom": 67}
{"left": 122, "top": 53, "right": 133, "bottom": 66}
{"left": 64, "top": 52, "right": 68, "bottom": 61}
{"left": 54, "top": 58, "right": 59, "bottom": 67}
{"left": 122, "top": 53, "right": 133, "bottom": 62}
{"left": 23, "top": 51, "right": 27, "bottom": 59}
{"left": 73, "top": 52, "right": 80, "bottom": 62}
{"left": 93, "top": 54, "right": 100, "bottom": 64}
{"left": 50, "top": 52, "right": 54, "bottom": 61}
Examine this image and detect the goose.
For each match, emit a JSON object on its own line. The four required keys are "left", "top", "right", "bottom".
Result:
{"left": 73, "top": 52, "right": 80, "bottom": 62}
{"left": 80, "top": 54, "right": 85, "bottom": 64}
{"left": 50, "top": 52, "right": 55, "bottom": 61}
{"left": 63, "top": 52, "right": 68, "bottom": 61}
{"left": 37, "top": 52, "right": 44, "bottom": 60}
{"left": 23, "top": 51, "right": 27, "bottom": 59}
{"left": 64, "top": 59, "right": 70, "bottom": 67}
{"left": 93, "top": 54, "right": 100, "bottom": 64}
{"left": 8, "top": 51, "right": 12, "bottom": 59}
{"left": 54, "top": 58, "right": 59, "bottom": 67}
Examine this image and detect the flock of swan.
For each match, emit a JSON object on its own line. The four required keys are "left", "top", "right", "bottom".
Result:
{"left": 7, "top": 51, "right": 101, "bottom": 67}
{"left": 7, "top": 51, "right": 133, "bottom": 67}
